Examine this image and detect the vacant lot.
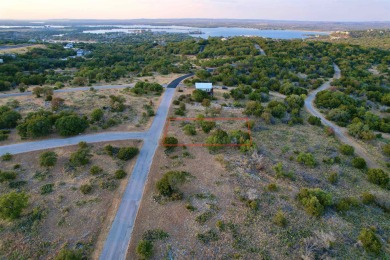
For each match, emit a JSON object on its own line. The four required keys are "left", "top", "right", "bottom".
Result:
{"left": 0, "top": 140, "right": 142, "bottom": 259}
{"left": 128, "top": 88, "right": 390, "bottom": 259}
{"left": 0, "top": 44, "right": 46, "bottom": 54}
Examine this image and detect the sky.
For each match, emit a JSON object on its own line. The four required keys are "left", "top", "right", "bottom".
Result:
{"left": 0, "top": 0, "right": 390, "bottom": 21}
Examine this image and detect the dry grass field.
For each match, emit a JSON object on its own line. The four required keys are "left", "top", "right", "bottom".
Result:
{"left": 0, "top": 44, "right": 46, "bottom": 54}
{"left": 0, "top": 140, "right": 142, "bottom": 259}
{"left": 127, "top": 87, "right": 390, "bottom": 259}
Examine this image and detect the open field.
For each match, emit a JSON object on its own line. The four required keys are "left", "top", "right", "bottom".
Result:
{"left": 0, "top": 140, "right": 142, "bottom": 259}
{"left": 0, "top": 44, "right": 46, "bottom": 54}
{"left": 127, "top": 87, "right": 390, "bottom": 259}
{"left": 0, "top": 88, "right": 162, "bottom": 144}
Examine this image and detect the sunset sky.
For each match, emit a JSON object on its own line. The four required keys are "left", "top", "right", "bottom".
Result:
{"left": 1, "top": 0, "right": 389, "bottom": 21}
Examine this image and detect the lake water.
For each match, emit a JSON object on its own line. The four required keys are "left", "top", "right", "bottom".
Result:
{"left": 83, "top": 25, "right": 328, "bottom": 39}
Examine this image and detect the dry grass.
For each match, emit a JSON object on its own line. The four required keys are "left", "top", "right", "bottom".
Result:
{"left": 0, "top": 140, "right": 142, "bottom": 259}
{"left": 127, "top": 89, "right": 390, "bottom": 259}
{"left": 0, "top": 44, "right": 46, "bottom": 54}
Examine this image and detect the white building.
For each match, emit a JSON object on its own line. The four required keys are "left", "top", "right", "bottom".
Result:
{"left": 195, "top": 83, "right": 213, "bottom": 95}
{"left": 64, "top": 43, "right": 74, "bottom": 49}
{"left": 0, "top": 59, "right": 3, "bottom": 64}
{"left": 76, "top": 49, "right": 91, "bottom": 57}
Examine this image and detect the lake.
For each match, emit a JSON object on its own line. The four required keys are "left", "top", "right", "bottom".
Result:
{"left": 83, "top": 25, "right": 328, "bottom": 39}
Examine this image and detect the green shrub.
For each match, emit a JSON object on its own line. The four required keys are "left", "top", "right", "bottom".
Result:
{"left": 382, "top": 143, "right": 390, "bottom": 157}
{"left": 367, "top": 169, "right": 389, "bottom": 188}
{"left": 361, "top": 192, "right": 376, "bottom": 204}
{"left": 117, "top": 147, "right": 139, "bottom": 161}
{"left": 335, "top": 197, "right": 361, "bottom": 212}
{"left": 1, "top": 153, "right": 12, "bottom": 161}
{"left": 39, "top": 151, "right": 58, "bottom": 167}
{"left": 192, "top": 89, "right": 209, "bottom": 102}
{"left": 163, "top": 136, "right": 178, "bottom": 151}
{"left": 55, "top": 115, "right": 89, "bottom": 136}
{"left": 195, "top": 211, "right": 214, "bottom": 224}
{"left": 273, "top": 210, "right": 287, "bottom": 227}
{"left": 358, "top": 228, "right": 382, "bottom": 254}
{"left": 40, "top": 184, "right": 54, "bottom": 195}
{"left": 273, "top": 162, "right": 295, "bottom": 180}
{"left": 115, "top": 169, "right": 127, "bottom": 179}
{"left": 352, "top": 157, "right": 367, "bottom": 169}
{"left": 200, "top": 121, "right": 216, "bottom": 134}
{"left": 328, "top": 172, "right": 339, "bottom": 184}
{"left": 183, "top": 124, "right": 196, "bottom": 136}
{"left": 297, "top": 152, "right": 316, "bottom": 167}
{"left": 156, "top": 171, "right": 191, "bottom": 198}
{"left": 297, "top": 188, "right": 332, "bottom": 216}
{"left": 196, "top": 229, "right": 219, "bottom": 244}
{"left": 339, "top": 144, "right": 354, "bottom": 155}
{"left": 0, "top": 171, "right": 17, "bottom": 182}
{"left": 69, "top": 148, "right": 92, "bottom": 167}
{"left": 8, "top": 180, "right": 27, "bottom": 189}
{"left": 136, "top": 240, "right": 153, "bottom": 259}
{"left": 206, "top": 129, "right": 230, "bottom": 151}
{"left": 142, "top": 229, "right": 169, "bottom": 242}
{"left": 0, "top": 191, "right": 28, "bottom": 220}
{"left": 308, "top": 116, "right": 322, "bottom": 126}
{"left": 0, "top": 133, "right": 8, "bottom": 141}
{"left": 55, "top": 248, "right": 83, "bottom": 260}
{"left": 80, "top": 184, "right": 92, "bottom": 195}
{"left": 90, "top": 165, "right": 103, "bottom": 175}
{"left": 90, "top": 108, "right": 104, "bottom": 122}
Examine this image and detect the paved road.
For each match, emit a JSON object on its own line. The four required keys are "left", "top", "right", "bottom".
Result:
{"left": 0, "top": 84, "right": 134, "bottom": 99}
{"left": 99, "top": 75, "right": 192, "bottom": 260}
{"left": 0, "top": 132, "right": 145, "bottom": 156}
{"left": 304, "top": 64, "right": 379, "bottom": 168}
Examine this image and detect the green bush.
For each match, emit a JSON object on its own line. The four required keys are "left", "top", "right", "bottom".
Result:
{"left": 200, "top": 121, "right": 216, "bottom": 134}
{"left": 367, "top": 169, "right": 389, "bottom": 188}
{"left": 1, "top": 153, "right": 12, "bottom": 161}
{"left": 55, "top": 115, "right": 89, "bottom": 136}
{"left": 55, "top": 248, "right": 83, "bottom": 260}
{"left": 267, "top": 183, "right": 278, "bottom": 191}
{"left": 339, "top": 144, "right": 354, "bottom": 156}
{"left": 117, "top": 147, "right": 139, "bottom": 161}
{"left": 352, "top": 157, "right": 367, "bottom": 169}
{"left": 40, "top": 184, "right": 54, "bottom": 195}
{"left": 0, "top": 191, "right": 28, "bottom": 220}
{"left": 206, "top": 129, "right": 230, "bottom": 151}
{"left": 192, "top": 89, "right": 209, "bottom": 102}
{"left": 308, "top": 116, "right": 322, "bottom": 126}
{"left": 39, "top": 151, "right": 58, "bottom": 167}
{"left": 163, "top": 136, "right": 178, "bottom": 151}
{"left": 358, "top": 228, "right": 382, "bottom": 254}
{"left": 142, "top": 229, "right": 169, "bottom": 242}
{"left": 90, "top": 108, "right": 104, "bottom": 122}
{"left": 195, "top": 211, "right": 214, "bottom": 224}
{"left": 80, "top": 184, "right": 92, "bottom": 194}
{"left": 197, "top": 229, "right": 219, "bottom": 244}
{"left": 136, "top": 239, "right": 153, "bottom": 259}
{"left": 115, "top": 169, "right": 127, "bottom": 179}
{"left": 297, "top": 188, "right": 332, "bottom": 216}
{"left": 90, "top": 165, "right": 103, "bottom": 175}
{"left": 0, "top": 171, "right": 17, "bottom": 182}
{"left": 382, "top": 143, "right": 390, "bottom": 157}
{"left": 273, "top": 210, "right": 287, "bottom": 227}
{"left": 183, "top": 124, "right": 196, "bottom": 136}
{"left": 297, "top": 152, "right": 316, "bottom": 167}
{"left": 156, "top": 171, "right": 191, "bottom": 198}
{"left": 69, "top": 148, "right": 92, "bottom": 167}
{"left": 335, "top": 197, "right": 361, "bottom": 212}
{"left": 361, "top": 192, "right": 376, "bottom": 204}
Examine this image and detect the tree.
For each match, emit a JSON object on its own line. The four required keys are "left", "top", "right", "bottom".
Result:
{"left": 51, "top": 97, "right": 65, "bottom": 111}
{"left": 352, "top": 157, "right": 367, "bottom": 169}
{"left": 39, "top": 151, "right": 58, "bottom": 167}
{"left": 156, "top": 171, "right": 191, "bottom": 198}
{"left": 69, "top": 147, "right": 92, "bottom": 167}
{"left": 0, "top": 106, "right": 21, "bottom": 129}
{"left": 163, "top": 136, "right": 178, "bottom": 151}
{"left": 90, "top": 108, "right": 104, "bottom": 122}
{"left": 55, "top": 115, "right": 88, "bottom": 136}
{"left": 206, "top": 129, "right": 230, "bottom": 151}
{"left": 115, "top": 169, "right": 127, "bottom": 179}
{"left": 359, "top": 228, "right": 382, "bottom": 254}
{"left": 339, "top": 144, "right": 354, "bottom": 155}
{"left": 117, "top": 147, "right": 139, "bottom": 161}
{"left": 367, "top": 169, "right": 389, "bottom": 188}
{"left": 297, "top": 188, "right": 332, "bottom": 216}
{"left": 17, "top": 114, "right": 53, "bottom": 138}
{"left": 0, "top": 192, "right": 29, "bottom": 220}
{"left": 183, "top": 124, "right": 196, "bottom": 136}
{"left": 55, "top": 248, "right": 83, "bottom": 260}
{"left": 308, "top": 116, "right": 322, "bottom": 126}
{"left": 192, "top": 89, "right": 209, "bottom": 102}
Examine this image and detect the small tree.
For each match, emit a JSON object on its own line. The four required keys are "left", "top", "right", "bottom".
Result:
{"left": 308, "top": 116, "right": 322, "bottom": 126}
{"left": 55, "top": 248, "right": 83, "bottom": 260}
{"left": 297, "top": 152, "right": 316, "bottom": 167}
{"left": 115, "top": 169, "right": 127, "bottom": 179}
{"left": 90, "top": 108, "right": 104, "bottom": 122}
{"left": 39, "top": 151, "right": 58, "bottom": 167}
{"left": 136, "top": 240, "right": 153, "bottom": 259}
{"left": 0, "top": 192, "right": 28, "bottom": 220}
{"left": 183, "top": 124, "right": 196, "bottom": 136}
{"left": 339, "top": 144, "right": 354, "bottom": 156}
{"left": 352, "top": 157, "right": 367, "bottom": 169}
{"left": 156, "top": 171, "right": 191, "bottom": 198}
{"left": 163, "top": 136, "right": 178, "bottom": 151}
{"left": 367, "top": 169, "right": 389, "bottom": 188}
{"left": 69, "top": 148, "right": 92, "bottom": 167}
{"left": 117, "top": 147, "right": 139, "bottom": 161}
{"left": 55, "top": 115, "right": 89, "bottom": 136}
{"left": 273, "top": 210, "right": 287, "bottom": 227}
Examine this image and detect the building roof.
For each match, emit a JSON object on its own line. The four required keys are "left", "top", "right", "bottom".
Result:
{"left": 195, "top": 83, "right": 213, "bottom": 90}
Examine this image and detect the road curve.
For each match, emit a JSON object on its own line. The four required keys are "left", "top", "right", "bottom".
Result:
{"left": 304, "top": 64, "right": 379, "bottom": 168}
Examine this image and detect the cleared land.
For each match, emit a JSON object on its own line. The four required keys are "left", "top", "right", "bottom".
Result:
{"left": 127, "top": 87, "right": 390, "bottom": 259}
{"left": 0, "top": 140, "right": 142, "bottom": 259}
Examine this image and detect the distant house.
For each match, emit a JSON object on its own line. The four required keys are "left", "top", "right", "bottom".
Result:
{"left": 76, "top": 49, "right": 91, "bottom": 57}
{"left": 195, "top": 83, "right": 213, "bottom": 95}
{"left": 64, "top": 43, "right": 74, "bottom": 49}
{"left": 0, "top": 59, "right": 3, "bottom": 64}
